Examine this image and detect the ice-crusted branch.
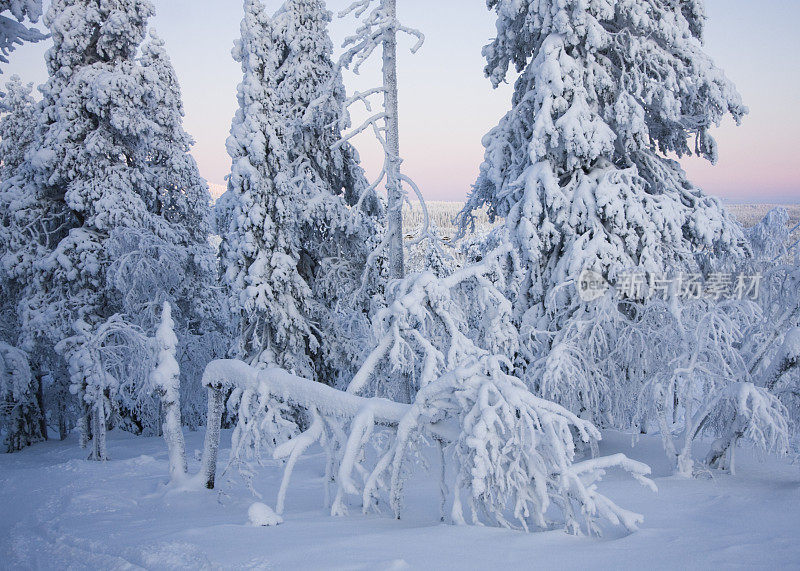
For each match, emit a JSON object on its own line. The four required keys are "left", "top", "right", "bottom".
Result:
{"left": 200, "top": 356, "right": 654, "bottom": 534}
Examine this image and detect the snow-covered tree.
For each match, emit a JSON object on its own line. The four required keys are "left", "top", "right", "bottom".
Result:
{"left": 151, "top": 302, "right": 187, "bottom": 481}
{"left": 108, "top": 30, "right": 230, "bottom": 428}
{"left": 222, "top": 0, "right": 318, "bottom": 376}
{"left": 457, "top": 0, "right": 749, "bottom": 425}
{"left": 275, "top": 0, "right": 385, "bottom": 386}
{"left": 0, "top": 341, "right": 44, "bottom": 452}
{"left": 345, "top": 243, "right": 517, "bottom": 403}
{"left": 738, "top": 208, "right": 800, "bottom": 448}
{"left": 56, "top": 316, "right": 152, "bottom": 460}
{"left": 222, "top": 0, "right": 382, "bottom": 383}
{"left": 202, "top": 356, "right": 655, "bottom": 535}
{"left": 462, "top": 0, "right": 747, "bottom": 313}
{"left": 631, "top": 297, "right": 788, "bottom": 475}
{"left": 337, "top": 0, "right": 425, "bottom": 280}
{"left": 0, "top": 76, "right": 55, "bottom": 448}
{"left": 0, "top": 0, "right": 45, "bottom": 72}
{"left": 0, "top": 76, "right": 36, "bottom": 339}
{"left": 1, "top": 0, "right": 223, "bottom": 454}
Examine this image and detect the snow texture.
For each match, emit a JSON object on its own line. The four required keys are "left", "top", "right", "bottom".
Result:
{"left": 247, "top": 502, "right": 283, "bottom": 527}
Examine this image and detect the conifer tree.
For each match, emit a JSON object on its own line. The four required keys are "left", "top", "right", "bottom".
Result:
{"left": 462, "top": 0, "right": 747, "bottom": 319}
{"left": 222, "top": 0, "right": 317, "bottom": 376}
{"left": 273, "top": 0, "right": 383, "bottom": 386}
{"left": 222, "top": 0, "right": 381, "bottom": 382}
{"left": 113, "top": 29, "right": 229, "bottom": 428}
{"left": 0, "top": 341, "right": 44, "bottom": 452}
{"left": 0, "top": 76, "right": 48, "bottom": 450}
{"left": 2, "top": 0, "right": 221, "bottom": 456}
{"left": 457, "top": 0, "right": 749, "bottom": 418}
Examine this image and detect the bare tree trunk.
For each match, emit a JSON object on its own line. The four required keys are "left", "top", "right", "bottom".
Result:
{"left": 383, "top": 0, "right": 404, "bottom": 280}
{"left": 90, "top": 402, "right": 108, "bottom": 461}
{"left": 35, "top": 372, "right": 47, "bottom": 441}
{"left": 78, "top": 388, "right": 89, "bottom": 449}
{"left": 58, "top": 402, "right": 67, "bottom": 441}
{"left": 200, "top": 386, "right": 225, "bottom": 489}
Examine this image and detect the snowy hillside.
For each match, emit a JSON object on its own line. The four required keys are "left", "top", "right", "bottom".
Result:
{"left": 1, "top": 428, "right": 798, "bottom": 569}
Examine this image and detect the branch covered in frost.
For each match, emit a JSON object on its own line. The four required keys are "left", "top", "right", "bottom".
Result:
{"left": 202, "top": 356, "right": 654, "bottom": 535}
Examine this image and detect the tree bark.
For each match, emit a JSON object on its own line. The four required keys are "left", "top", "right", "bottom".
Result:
{"left": 200, "top": 386, "right": 225, "bottom": 489}
{"left": 383, "top": 0, "right": 404, "bottom": 280}
{"left": 35, "top": 372, "right": 47, "bottom": 441}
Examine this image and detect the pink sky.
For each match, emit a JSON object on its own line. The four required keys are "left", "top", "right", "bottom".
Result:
{"left": 6, "top": 0, "right": 799, "bottom": 203}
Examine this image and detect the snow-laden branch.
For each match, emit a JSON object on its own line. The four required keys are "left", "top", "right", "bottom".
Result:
{"left": 199, "top": 355, "right": 654, "bottom": 534}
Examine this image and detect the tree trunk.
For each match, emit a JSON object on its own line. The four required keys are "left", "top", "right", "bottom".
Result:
{"left": 78, "top": 388, "right": 89, "bottom": 449}
{"left": 35, "top": 372, "right": 47, "bottom": 441}
{"left": 200, "top": 386, "right": 225, "bottom": 489}
{"left": 58, "top": 402, "right": 67, "bottom": 441}
{"left": 383, "top": 0, "right": 404, "bottom": 280}
{"left": 160, "top": 388, "right": 187, "bottom": 481}
{"left": 90, "top": 402, "right": 108, "bottom": 461}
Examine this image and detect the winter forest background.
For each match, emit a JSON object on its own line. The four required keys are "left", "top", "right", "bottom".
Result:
{"left": 1, "top": 0, "right": 799, "bottom": 569}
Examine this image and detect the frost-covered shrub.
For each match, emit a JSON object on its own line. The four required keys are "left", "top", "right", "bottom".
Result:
{"left": 632, "top": 298, "right": 789, "bottom": 475}
{"left": 737, "top": 208, "right": 800, "bottom": 447}
{"left": 345, "top": 244, "right": 517, "bottom": 402}
{"left": 0, "top": 341, "right": 44, "bottom": 452}
{"left": 372, "top": 355, "right": 655, "bottom": 534}
{"left": 56, "top": 316, "right": 153, "bottom": 460}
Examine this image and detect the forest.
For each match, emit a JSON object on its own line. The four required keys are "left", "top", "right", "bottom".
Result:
{"left": 0, "top": 0, "right": 799, "bottom": 568}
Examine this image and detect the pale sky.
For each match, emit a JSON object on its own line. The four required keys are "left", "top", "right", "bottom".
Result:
{"left": 5, "top": 0, "right": 800, "bottom": 203}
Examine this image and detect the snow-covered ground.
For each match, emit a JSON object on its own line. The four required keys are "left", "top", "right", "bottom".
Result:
{"left": 2, "top": 429, "right": 798, "bottom": 570}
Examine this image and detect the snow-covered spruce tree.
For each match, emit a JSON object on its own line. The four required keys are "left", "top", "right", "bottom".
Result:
{"left": 107, "top": 30, "right": 230, "bottom": 429}
{"left": 0, "top": 76, "right": 36, "bottom": 330}
{"left": 458, "top": 0, "right": 748, "bottom": 424}
{"left": 222, "top": 0, "right": 318, "bottom": 376}
{"left": 5, "top": 0, "right": 218, "bottom": 457}
{"left": 0, "top": 0, "right": 45, "bottom": 72}
{"left": 272, "top": 0, "right": 385, "bottom": 387}
{"left": 151, "top": 302, "right": 187, "bottom": 481}
{"left": 0, "top": 341, "right": 45, "bottom": 452}
{"left": 222, "top": 0, "right": 382, "bottom": 384}
{"left": 0, "top": 76, "right": 50, "bottom": 449}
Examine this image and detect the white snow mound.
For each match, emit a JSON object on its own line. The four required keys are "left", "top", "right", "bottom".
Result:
{"left": 247, "top": 502, "right": 283, "bottom": 527}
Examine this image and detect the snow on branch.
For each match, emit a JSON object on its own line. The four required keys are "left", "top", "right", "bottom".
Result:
{"left": 347, "top": 242, "right": 517, "bottom": 400}
{"left": 199, "top": 352, "right": 655, "bottom": 535}
{"left": 0, "top": 341, "right": 44, "bottom": 452}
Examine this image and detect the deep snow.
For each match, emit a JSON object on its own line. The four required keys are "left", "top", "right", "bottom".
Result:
{"left": 1, "top": 429, "right": 798, "bottom": 570}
